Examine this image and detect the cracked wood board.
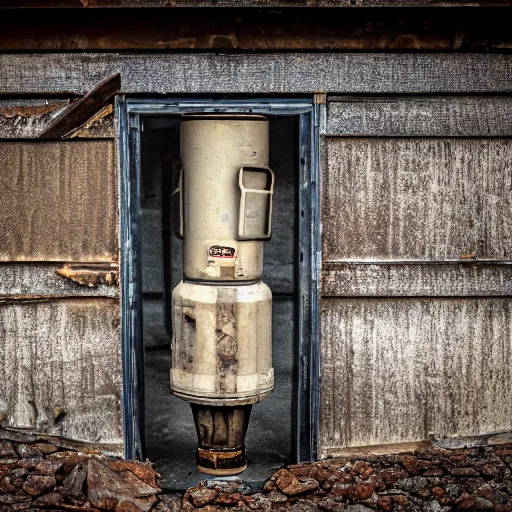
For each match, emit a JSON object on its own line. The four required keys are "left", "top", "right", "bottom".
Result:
{"left": 0, "top": 298, "right": 123, "bottom": 455}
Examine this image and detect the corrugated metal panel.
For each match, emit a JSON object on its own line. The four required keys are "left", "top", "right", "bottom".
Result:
{"left": 0, "top": 140, "right": 117, "bottom": 262}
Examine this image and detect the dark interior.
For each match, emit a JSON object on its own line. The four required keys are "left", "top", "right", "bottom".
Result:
{"left": 140, "top": 115, "right": 298, "bottom": 490}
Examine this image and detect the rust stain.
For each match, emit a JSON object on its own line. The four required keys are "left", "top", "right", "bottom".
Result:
{"left": 460, "top": 252, "right": 477, "bottom": 259}
{"left": 68, "top": 104, "right": 113, "bottom": 139}
{"left": 0, "top": 104, "right": 63, "bottom": 118}
{"left": 56, "top": 265, "right": 118, "bottom": 288}
{"left": 197, "top": 447, "right": 242, "bottom": 464}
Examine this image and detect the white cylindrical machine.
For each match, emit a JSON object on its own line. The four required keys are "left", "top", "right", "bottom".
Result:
{"left": 171, "top": 115, "right": 274, "bottom": 475}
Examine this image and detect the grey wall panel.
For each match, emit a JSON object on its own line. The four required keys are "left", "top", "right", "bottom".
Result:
{"left": 326, "top": 96, "right": 512, "bottom": 137}
{"left": 0, "top": 298, "right": 123, "bottom": 454}
{"left": 1, "top": 53, "right": 511, "bottom": 94}
{"left": 320, "top": 297, "right": 512, "bottom": 458}
{"left": 0, "top": 263, "right": 118, "bottom": 298}
{"left": 323, "top": 138, "right": 512, "bottom": 261}
{"left": 322, "top": 262, "right": 512, "bottom": 297}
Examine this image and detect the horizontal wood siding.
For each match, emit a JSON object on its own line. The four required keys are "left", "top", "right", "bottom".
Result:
{"left": 326, "top": 97, "right": 512, "bottom": 137}
{"left": 0, "top": 53, "right": 511, "bottom": 94}
{"left": 0, "top": 298, "right": 123, "bottom": 453}
{"left": 0, "top": 264, "right": 118, "bottom": 298}
{"left": 322, "top": 138, "right": 512, "bottom": 261}
{"left": 322, "top": 262, "right": 512, "bottom": 297}
{"left": 320, "top": 297, "right": 512, "bottom": 458}
{"left": 0, "top": 141, "right": 117, "bottom": 262}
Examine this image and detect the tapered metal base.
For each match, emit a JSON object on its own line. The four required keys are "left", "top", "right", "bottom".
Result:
{"left": 191, "top": 403, "right": 252, "bottom": 475}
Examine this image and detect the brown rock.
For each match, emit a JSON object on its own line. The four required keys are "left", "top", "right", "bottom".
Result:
{"left": 16, "top": 444, "right": 42, "bottom": 459}
{"left": 155, "top": 493, "right": 182, "bottom": 512}
{"left": 432, "top": 486, "right": 445, "bottom": 499}
{"left": 33, "top": 491, "right": 63, "bottom": 506}
{"left": 267, "top": 490, "right": 288, "bottom": 503}
{"left": 350, "top": 482, "right": 375, "bottom": 500}
{"left": 276, "top": 469, "right": 318, "bottom": 497}
{"left": 381, "top": 468, "right": 409, "bottom": 483}
{"left": 263, "top": 479, "right": 275, "bottom": 492}
{"left": 377, "top": 496, "right": 393, "bottom": 511}
{"left": 87, "top": 458, "right": 159, "bottom": 511}
{"left": 35, "top": 460, "right": 63, "bottom": 476}
{"left": 450, "top": 467, "right": 480, "bottom": 477}
{"left": 400, "top": 455, "right": 421, "bottom": 475}
{"left": 329, "top": 482, "right": 351, "bottom": 499}
{"left": 22, "top": 474, "right": 56, "bottom": 496}
{"left": 392, "top": 494, "right": 409, "bottom": 506}
{"left": 0, "top": 441, "right": 17, "bottom": 459}
{"left": 456, "top": 494, "right": 494, "bottom": 510}
{"left": 107, "top": 460, "right": 159, "bottom": 489}
{"left": 63, "top": 463, "right": 87, "bottom": 498}
{"left": 423, "top": 467, "right": 444, "bottom": 477}
{"left": 215, "top": 492, "right": 243, "bottom": 505}
{"left": 186, "top": 486, "right": 218, "bottom": 507}
{"left": 34, "top": 443, "right": 59, "bottom": 454}
{"left": 116, "top": 497, "right": 158, "bottom": 512}
{"left": 0, "top": 476, "right": 17, "bottom": 493}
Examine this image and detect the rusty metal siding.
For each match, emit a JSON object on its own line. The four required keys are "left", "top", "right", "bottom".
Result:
{"left": 0, "top": 140, "right": 117, "bottom": 262}
{"left": 320, "top": 297, "right": 512, "bottom": 458}
{"left": 322, "top": 138, "right": 512, "bottom": 261}
{"left": 0, "top": 299, "right": 123, "bottom": 453}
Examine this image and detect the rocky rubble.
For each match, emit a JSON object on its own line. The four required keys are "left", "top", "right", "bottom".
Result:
{"left": 0, "top": 439, "right": 160, "bottom": 512}
{"left": 1, "top": 437, "right": 512, "bottom": 511}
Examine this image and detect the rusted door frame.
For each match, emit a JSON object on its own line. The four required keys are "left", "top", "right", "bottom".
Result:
{"left": 116, "top": 96, "right": 322, "bottom": 464}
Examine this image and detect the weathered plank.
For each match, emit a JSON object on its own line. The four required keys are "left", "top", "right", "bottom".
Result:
{"left": 0, "top": 101, "right": 68, "bottom": 138}
{"left": 322, "top": 138, "right": 512, "bottom": 261}
{"left": 0, "top": 298, "right": 123, "bottom": 453}
{"left": 0, "top": 99, "right": 114, "bottom": 139}
{"left": 320, "top": 297, "right": 512, "bottom": 458}
{"left": 0, "top": 140, "right": 117, "bottom": 262}
{"left": 322, "top": 262, "right": 512, "bottom": 297}
{"left": 40, "top": 74, "right": 120, "bottom": 139}
{"left": 2, "top": 0, "right": 512, "bottom": 6}
{"left": 0, "top": 264, "right": 118, "bottom": 298}
{"left": 0, "top": 8, "right": 510, "bottom": 51}
{"left": 327, "top": 96, "right": 512, "bottom": 136}
{"left": 1, "top": 53, "right": 511, "bottom": 94}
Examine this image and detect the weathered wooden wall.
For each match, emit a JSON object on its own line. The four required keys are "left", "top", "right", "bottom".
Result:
{"left": 0, "top": 135, "right": 123, "bottom": 454}
{"left": 0, "top": 141, "right": 117, "bottom": 262}
{"left": 320, "top": 96, "right": 512, "bottom": 458}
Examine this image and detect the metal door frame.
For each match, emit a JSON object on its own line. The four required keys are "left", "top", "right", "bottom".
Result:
{"left": 116, "top": 96, "right": 321, "bottom": 465}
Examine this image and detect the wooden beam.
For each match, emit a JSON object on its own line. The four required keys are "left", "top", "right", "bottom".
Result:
{"left": 0, "top": 8, "right": 510, "bottom": 51}
{"left": 1, "top": 0, "right": 512, "bottom": 7}
{"left": 1, "top": 53, "right": 511, "bottom": 94}
{"left": 39, "top": 73, "right": 120, "bottom": 138}
{"left": 327, "top": 96, "right": 512, "bottom": 136}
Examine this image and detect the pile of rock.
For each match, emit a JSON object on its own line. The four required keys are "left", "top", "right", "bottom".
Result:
{"left": 177, "top": 444, "right": 512, "bottom": 511}
{"left": 0, "top": 439, "right": 160, "bottom": 511}
{"left": 1, "top": 436, "right": 512, "bottom": 511}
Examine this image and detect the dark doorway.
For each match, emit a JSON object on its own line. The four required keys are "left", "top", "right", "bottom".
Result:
{"left": 117, "top": 98, "right": 320, "bottom": 491}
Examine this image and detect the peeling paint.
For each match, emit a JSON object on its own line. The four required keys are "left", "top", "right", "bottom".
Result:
{"left": 56, "top": 265, "right": 118, "bottom": 288}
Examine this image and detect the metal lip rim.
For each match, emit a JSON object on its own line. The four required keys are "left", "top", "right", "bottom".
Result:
{"left": 181, "top": 113, "right": 268, "bottom": 122}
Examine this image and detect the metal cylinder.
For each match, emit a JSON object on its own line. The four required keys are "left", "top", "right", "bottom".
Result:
{"left": 171, "top": 280, "right": 273, "bottom": 405}
{"left": 180, "top": 115, "right": 270, "bottom": 282}
{"left": 171, "top": 115, "right": 274, "bottom": 475}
